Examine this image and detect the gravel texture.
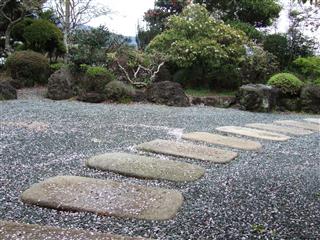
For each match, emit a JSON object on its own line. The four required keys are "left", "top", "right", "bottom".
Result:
{"left": 0, "top": 88, "right": 319, "bottom": 239}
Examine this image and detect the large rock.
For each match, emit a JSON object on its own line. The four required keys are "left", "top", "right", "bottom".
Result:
{"left": 0, "top": 81, "right": 17, "bottom": 100}
{"left": 21, "top": 176, "right": 183, "bottom": 220}
{"left": 145, "top": 81, "right": 190, "bottom": 107}
{"left": 274, "top": 120, "right": 319, "bottom": 132}
{"left": 300, "top": 84, "right": 320, "bottom": 114}
{"left": 190, "top": 96, "right": 236, "bottom": 108}
{"left": 77, "top": 92, "right": 105, "bottom": 103}
{"left": 47, "top": 68, "right": 74, "bottom": 100}
{"left": 245, "top": 123, "right": 313, "bottom": 136}
{"left": 237, "top": 84, "right": 278, "bottom": 112}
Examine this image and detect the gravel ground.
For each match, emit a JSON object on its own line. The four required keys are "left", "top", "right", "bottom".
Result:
{"left": 0, "top": 88, "right": 319, "bottom": 240}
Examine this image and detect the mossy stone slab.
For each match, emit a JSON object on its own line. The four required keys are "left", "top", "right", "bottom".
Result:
{"left": 216, "top": 126, "right": 290, "bottom": 141}
{"left": 182, "top": 132, "right": 262, "bottom": 150}
{"left": 136, "top": 139, "right": 238, "bottom": 163}
{"left": 21, "top": 176, "right": 183, "bottom": 221}
{"left": 0, "top": 221, "right": 147, "bottom": 240}
{"left": 245, "top": 123, "right": 313, "bottom": 136}
{"left": 274, "top": 120, "right": 320, "bottom": 132}
{"left": 86, "top": 153, "right": 205, "bottom": 182}
{"left": 304, "top": 118, "right": 320, "bottom": 124}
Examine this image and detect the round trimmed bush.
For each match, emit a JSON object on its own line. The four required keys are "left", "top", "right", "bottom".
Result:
{"left": 5, "top": 50, "right": 50, "bottom": 87}
{"left": 105, "top": 80, "right": 135, "bottom": 102}
{"left": 267, "top": 73, "right": 304, "bottom": 95}
{"left": 82, "top": 66, "right": 115, "bottom": 93}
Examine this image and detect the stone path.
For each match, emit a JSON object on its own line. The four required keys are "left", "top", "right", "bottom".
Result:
{"left": 216, "top": 126, "right": 291, "bottom": 141}
{"left": 0, "top": 221, "right": 147, "bottom": 240}
{"left": 304, "top": 118, "right": 320, "bottom": 124}
{"left": 136, "top": 139, "right": 238, "bottom": 163}
{"left": 21, "top": 176, "right": 183, "bottom": 221}
{"left": 274, "top": 120, "right": 320, "bottom": 132}
{"left": 182, "top": 132, "right": 262, "bottom": 150}
{"left": 245, "top": 123, "right": 313, "bottom": 136}
{"left": 86, "top": 152, "right": 205, "bottom": 182}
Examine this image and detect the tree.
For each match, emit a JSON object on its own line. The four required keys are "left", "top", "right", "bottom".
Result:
{"left": 194, "top": 0, "right": 281, "bottom": 27}
{"left": 0, "top": 0, "right": 45, "bottom": 53}
{"left": 46, "top": 0, "right": 110, "bottom": 56}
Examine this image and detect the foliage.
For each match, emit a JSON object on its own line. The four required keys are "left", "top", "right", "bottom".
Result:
{"left": 240, "top": 45, "right": 279, "bottom": 85}
{"left": 49, "top": 62, "right": 65, "bottom": 72}
{"left": 194, "top": 0, "right": 281, "bottom": 27}
{"left": 227, "top": 20, "right": 264, "bottom": 43}
{"left": 5, "top": 50, "right": 49, "bottom": 86}
{"left": 292, "top": 56, "right": 320, "bottom": 82}
{"left": 105, "top": 80, "right": 135, "bottom": 102}
{"left": 147, "top": 4, "right": 248, "bottom": 89}
{"left": 267, "top": 73, "right": 304, "bottom": 95}
{"left": 11, "top": 18, "right": 34, "bottom": 42}
{"left": 23, "top": 19, "right": 65, "bottom": 61}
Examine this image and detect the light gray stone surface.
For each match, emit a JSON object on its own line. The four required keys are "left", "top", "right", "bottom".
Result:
{"left": 0, "top": 221, "right": 147, "bottom": 240}
{"left": 136, "top": 139, "right": 238, "bottom": 163}
{"left": 245, "top": 123, "right": 313, "bottom": 136}
{"left": 304, "top": 118, "right": 320, "bottom": 124}
{"left": 182, "top": 132, "right": 262, "bottom": 150}
{"left": 21, "top": 176, "right": 183, "bottom": 221}
{"left": 86, "top": 153, "right": 205, "bottom": 182}
{"left": 274, "top": 120, "right": 320, "bottom": 132}
{"left": 216, "top": 126, "right": 291, "bottom": 141}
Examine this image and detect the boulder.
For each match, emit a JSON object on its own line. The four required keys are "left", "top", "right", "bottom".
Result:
{"left": 77, "top": 92, "right": 105, "bottom": 103}
{"left": 145, "top": 81, "right": 190, "bottom": 107}
{"left": 276, "top": 97, "right": 301, "bottom": 112}
{"left": 0, "top": 81, "right": 17, "bottom": 100}
{"left": 300, "top": 84, "right": 320, "bottom": 114}
{"left": 47, "top": 68, "right": 74, "bottom": 100}
{"left": 237, "top": 84, "right": 278, "bottom": 112}
{"left": 132, "top": 89, "right": 147, "bottom": 102}
{"left": 190, "top": 96, "right": 236, "bottom": 108}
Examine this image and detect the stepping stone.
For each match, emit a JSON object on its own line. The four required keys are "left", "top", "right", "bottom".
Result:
{"left": 274, "top": 120, "right": 320, "bottom": 132}
{"left": 216, "top": 126, "right": 290, "bottom": 141}
{"left": 0, "top": 221, "right": 146, "bottom": 240}
{"left": 21, "top": 176, "right": 183, "bottom": 221}
{"left": 182, "top": 132, "right": 262, "bottom": 151}
{"left": 86, "top": 152, "right": 205, "bottom": 182}
{"left": 136, "top": 139, "right": 238, "bottom": 163}
{"left": 245, "top": 123, "right": 313, "bottom": 136}
{"left": 304, "top": 118, "right": 320, "bottom": 124}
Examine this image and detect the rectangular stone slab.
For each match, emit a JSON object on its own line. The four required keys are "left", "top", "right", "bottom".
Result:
{"left": 0, "top": 221, "right": 146, "bottom": 240}
{"left": 274, "top": 120, "right": 320, "bottom": 132}
{"left": 136, "top": 139, "right": 238, "bottom": 163}
{"left": 182, "top": 132, "right": 262, "bottom": 151}
{"left": 21, "top": 176, "right": 183, "bottom": 221}
{"left": 304, "top": 118, "right": 320, "bottom": 124}
{"left": 245, "top": 123, "right": 313, "bottom": 136}
{"left": 86, "top": 152, "right": 205, "bottom": 182}
{"left": 216, "top": 126, "right": 290, "bottom": 141}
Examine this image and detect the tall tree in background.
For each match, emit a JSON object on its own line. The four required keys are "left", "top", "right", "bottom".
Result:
{"left": 0, "top": 0, "right": 45, "bottom": 53}
{"left": 47, "top": 0, "right": 110, "bottom": 56}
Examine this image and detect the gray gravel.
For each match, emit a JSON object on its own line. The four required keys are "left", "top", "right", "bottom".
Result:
{"left": 0, "top": 89, "right": 319, "bottom": 239}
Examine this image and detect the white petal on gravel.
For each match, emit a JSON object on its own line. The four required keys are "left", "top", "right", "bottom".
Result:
{"left": 274, "top": 120, "right": 320, "bottom": 132}
{"left": 245, "top": 123, "right": 313, "bottom": 136}
{"left": 216, "top": 126, "right": 291, "bottom": 141}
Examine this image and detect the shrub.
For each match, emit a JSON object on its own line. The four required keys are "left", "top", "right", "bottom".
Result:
{"left": 227, "top": 20, "right": 265, "bottom": 43}
{"left": 314, "top": 78, "right": 320, "bottom": 86}
{"left": 105, "top": 80, "right": 135, "bottom": 102}
{"left": 292, "top": 57, "right": 320, "bottom": 81}
{"left": 50, "top": 62, "right": 65, "bottom": 72}
{"left": 11, "top": 18, "right": 34, "bottom": 42}
{"left": 82, "top": 66, "right": 115, "bottom": 93}
{"left": 5, "top": 50, "right": 50, "bottom": 87}
{"left": 267, "top": 73, "right": 304, "bottom": 95}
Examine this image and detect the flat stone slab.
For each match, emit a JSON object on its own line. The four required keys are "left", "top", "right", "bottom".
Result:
{"left": 86, "top": 152, "right": 205, "bottom": 182}
{"left": 182, "top": 132, "right": 262, "bottom": 151}
{"left": 304, "top": 118, "right": 320, "bottom": 124}
{"left": 21, "top": 176, "right": 183, "bottom": 221}
{"left": 245, "top": 123, "right": 313, "bottom": 136}
{"left": 136, "top": 139, "right": 238, "bottom": 163}
{"left": 216, "top": 126, "right": 290, "bottom": 141}
{"left": 0, "top": 221, "right": 146, "bottom": 240}
{"left": 274, "top": 120, "right": 320, "bottom": 132}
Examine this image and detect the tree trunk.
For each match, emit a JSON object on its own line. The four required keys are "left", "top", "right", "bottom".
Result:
{"left": 4, "top": 23, "right": 13, "bottom": 54}
{"left": 64, "top": 0, "right": 71, "bottom": 62}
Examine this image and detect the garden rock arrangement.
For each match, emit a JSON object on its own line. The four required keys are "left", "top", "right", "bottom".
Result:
{"left": 47, "top": 68, "right": 74, "bottom": 100}
{"left": 0, "top": 81, "right": 17, "bottom": 100}
{"left": 300, "top": 84, "right": 320, "bottom": 114}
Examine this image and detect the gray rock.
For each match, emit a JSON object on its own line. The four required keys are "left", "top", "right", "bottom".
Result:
{"left": 300, "top": 84, "right": 320, "bottom": 114}
{"left": 78, "top": 92, "right": 105, "bottom": 103}
{"left": 190, "top": 96, "right": 236, "bottom": 108}
{"left": 21, "top": 176, "right": 183, "bottom": 221}
{"left": 245, "top": 123, "right": 313, "bottom": 136}
{"left": 0, "top": 81, "right": 17, "bottom": 100}
{"left": 0, "top": 221, "right": 147, "bottom": 240}
{"left": 237, "top": 84, "right": 278, "bottom": 112}
{"left": 47, "top": 68, "right": 74, "bottom": 100}
{"left": 145, "top": 81, "right": 190, "bottom": 107}
{"left": 274, "top": 120, "right": 320, "bottom": 132}
{"left": 86, "top": 152, "right": 205, "bottom": 182}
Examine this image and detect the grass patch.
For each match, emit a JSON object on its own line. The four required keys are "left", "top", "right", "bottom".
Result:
{"left": 185, "top": 88, "right": 236, "bottom": 97}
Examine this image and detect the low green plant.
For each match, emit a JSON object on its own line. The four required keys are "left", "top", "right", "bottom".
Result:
{"left": 86, "top": 66, "right": 112, "bottom": 78}
{"left": 314, "top": 78, "right": 320, "bottom": 86}
{"left": 292, "top": 57, "right": 320, "bottom": 81}
{"left": 82, "top": 66, "right": 115, "bottom": 93}
{"left": 267, "top": 73, "right": 304, "bottom": 95}
{"left": 105, "top": 80, "right": 135, "bottom": 102}
{"left": 50, "top": 62, "right": 65, "bottom": 72}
